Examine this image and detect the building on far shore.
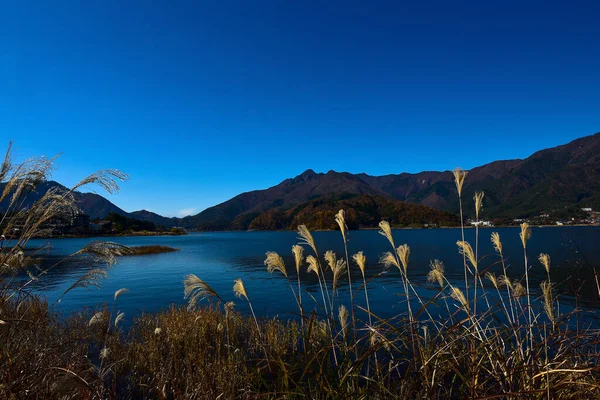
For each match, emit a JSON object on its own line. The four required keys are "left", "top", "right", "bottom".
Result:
{"left": 470, "top": 220, "right": 492, "bottom": 227}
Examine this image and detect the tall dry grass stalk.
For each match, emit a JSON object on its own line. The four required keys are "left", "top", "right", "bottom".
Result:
{"left": 292, "top": 244, "right": 305, "bottom": 318}
{"left": 540, "top": 281, "right": 555, "bottom": 324}
{"left": 297, "top": 224, "right": 332, "bottom": 313}
{"left": 306, "top": 254, "right": 329, "bottom": 317}
{"left": 492, "top": 232, "right": 516, "bottom": 322}
{"left": 335, "top": 209, "right": 357, "bottom": 351}
{"left": 184, "top": 274, "right": 223, "bottom": 309}
{"left": 453, "top": 167, "right": 469, "bottom": 301}
{"left": 472, "top": 191, "right": 490, "bottom": 313}
{"left": 233, "top": 278, "right": 260, "bottom": 335}
{"left": 265, "top": 251, "right": 303, "bottom": 318}
{"left": 520, "top": 222, "right": 534, "bottom": 347}
{"left": 353, "top": 251, "right": 372, "bottom": 327}
{"left": 539, "top": 253, "right": 551, "bottom": 280}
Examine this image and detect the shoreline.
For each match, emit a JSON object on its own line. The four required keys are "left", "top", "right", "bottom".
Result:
{"left": 24, "top": 224, "right": 600, "bottom": 240}
{"left": 32, "top": 231, "right": 187, "bottom": 239}
{"left": 191, "top": 223, "right": 600, "bottom": 234}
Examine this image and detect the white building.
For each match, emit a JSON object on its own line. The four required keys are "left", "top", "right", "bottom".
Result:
{"left": 470, "top": 220, "right": 492, "bottom": 227}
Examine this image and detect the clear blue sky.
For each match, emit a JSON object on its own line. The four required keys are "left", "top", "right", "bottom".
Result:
{"left": 2, "top": 1, "right": 599, "bottom": 217}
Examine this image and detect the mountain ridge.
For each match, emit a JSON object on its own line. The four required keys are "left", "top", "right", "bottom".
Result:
{"left": 181, "top": 131, "right": 600, "bottom": 229}
{"left": 2, "top": 132, "right": 599, "bottom": 230}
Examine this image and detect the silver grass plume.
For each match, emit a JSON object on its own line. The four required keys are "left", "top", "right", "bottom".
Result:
{"left": 76, "top": 242, "right": 132, "bottom": 266}
{"left": 291, "top": 245, "right": 304, "bottom": 274}
{"left": 396, "top": 244, "right": 410, "bottom": 275}
{"left": 264, "top": 251, "right": 287, "bottom": 277}
{"left": 233, "top": 278, "right": 248, "bottom": 300}
{"left": 306, "top": 255, "right": 319, "bottom": 275}
{"left": 71, "top": 169, "right": 129, "bottom": 195}
{"left": 297, "top": 225, "right": 317, "bottom": 254}
{"left": 453, "top": 167, "right": 467, "bottom": 196}
{"left": 427, "top": 259, "right": 445, "bottom": 288}
{"left": 379, "top": 251, "right": 400, "bottom": 270}
{"left": 338, "top": 305, "right": 349, "bottom": 337}
{"left": 335, "top": 209, "right": 348, "bottom": 243}
{"left": 114, "top": 288, "right": 129, "bottom": 301}
{"left": 1, "top": 154, "right": 57, "bottom": 205}
{"left": 64, "top": 269, "right": 108, "bottom": 296}
{"left": 520, "top": 222, "right": 531, "bottom": 249}
{"left": 513, "top": 281, "right": 526, "bottom": 297}
{"left": 114, "top": 312, "right": 125, "bottom": 327}
{"left": 324, "top": 250, "right": 337, "bottom": 271}
{"left": 498, "top": 275, "right": 513, "bottom": 290}
{"left": 332, "top": 259, "right": 346, "bottom": 290}
{"left": 89, "top": 311, "right": 105, "bottom": 327}
{"left": 100, "top": 347, "right": 110, "bottom": 360}
{"left": 540, "top": 280, "right": 555, "bottom": 323}
{"left": 352, "top": 251, "right": 367, "bottom": 276}
{"left": 539, "top": 253, "right": 551, "bottom": 275}
{"left": 485, "top": 272, "right": 499, "bottom": 290}
{"left": 450, "top": 287, "right": 469, "bottom": 312}
{"left": 457, "top": 241, "right": 477, "bottom": 271}
{"left": 474, "top": 191, "right": 484, "bottom": 219}
{"left": 184, "top": 274, "right": 221, "bottom": 309}
{"left": 491, "top": 232, "right": 503, "bottom": 255}
{"left": 0, "top": 141, "right": 13, "bottom": 183}
{"left": 378, "top": 220, "right": 395, "bottom": 249}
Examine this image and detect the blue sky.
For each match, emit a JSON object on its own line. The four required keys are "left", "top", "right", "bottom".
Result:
{"left": 2, "top": 1, "right": 599, "bottom": 217}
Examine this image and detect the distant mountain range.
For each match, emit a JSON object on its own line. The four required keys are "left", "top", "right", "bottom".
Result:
{"left": 180, "top": 132, "right": 600, "bottom": 229}
{"left": 2, "top": 132, "right": 599, "bottom": 230}
{"left": 0, "top": 181, "right": 179, "bottom": 229}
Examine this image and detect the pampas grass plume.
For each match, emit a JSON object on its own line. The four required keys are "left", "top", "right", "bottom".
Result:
{"left": 453, "top": 167, "right": 467, "bottom": 196}
{"left": 353, "top": 251, "right": 366, "bottom": 276}
{"left": 292, "top": 245, "right": 304, "bottom": 274}
{"left": 264, "top": 251, "right": 287, "bottom": 277}
{"left": 233, "top": 278, "right": 248, "bottom": 300}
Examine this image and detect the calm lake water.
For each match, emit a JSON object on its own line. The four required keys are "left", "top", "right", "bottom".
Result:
{"left": 18, "top": 226, "right": 600, "bottom": 325}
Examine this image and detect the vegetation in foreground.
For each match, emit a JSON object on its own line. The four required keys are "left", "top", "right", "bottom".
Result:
{"left": 1, "top": 143, "right": 600, "bottom": 399}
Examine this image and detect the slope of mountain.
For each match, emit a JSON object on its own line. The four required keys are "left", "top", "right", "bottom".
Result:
{"left": 182, "top": 132, "right": 600, "bottom": 229}
{"left": 180, "top": 169, "right": 385, "bottom": 230}
{"left": 0, "top": 181, "right": 129, "bottom": 219}
{"left": 239, "top": 193, "right": 459, "bottom": 231}
{"left": 0, "top": 181, "right": 182, "bottom": 227}
{"left": 129, "top": 210, "right": 181, "bottom": 228}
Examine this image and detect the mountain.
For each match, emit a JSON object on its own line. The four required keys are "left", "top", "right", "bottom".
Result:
{"left": 129, "top": 210, "right": 181, "bottom": 228}
{"left": 0, "top": 181, "right": 129, "bottom": 220}
{"left": 182, "top": 132, "right": 600, "bottom": 229}
{"left": 0, "top": 181, "right": 181, "bottom": 228}
{"left": 180, "top": 169, "right": 383, "bottom": 230}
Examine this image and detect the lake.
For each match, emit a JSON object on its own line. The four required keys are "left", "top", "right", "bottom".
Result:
{"left": 18, "top": 226, "right": 600, "bottom": 325}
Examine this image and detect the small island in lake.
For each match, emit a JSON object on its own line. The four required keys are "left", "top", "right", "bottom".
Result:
{"left": 123, "top": 245, "right": 179, "bottom": 256}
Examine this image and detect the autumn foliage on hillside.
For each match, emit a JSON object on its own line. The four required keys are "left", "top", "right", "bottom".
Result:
{"left": 232, "top": 193, "right": 459, "bottom": 231}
